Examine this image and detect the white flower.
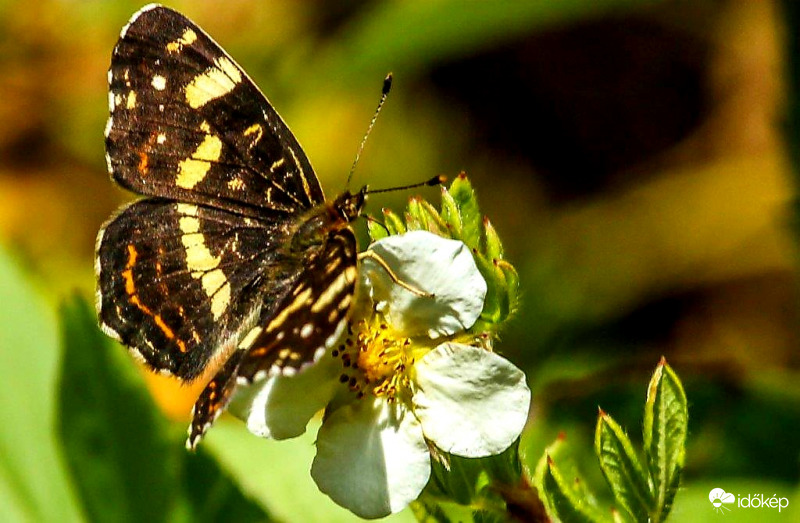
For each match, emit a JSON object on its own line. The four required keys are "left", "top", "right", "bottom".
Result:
{"left": 229, "top": 230, "right": 531, "bottom": 519}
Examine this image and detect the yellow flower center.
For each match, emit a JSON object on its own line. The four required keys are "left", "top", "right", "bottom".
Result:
{"left": 333, "top": 318, "right": 416, "bottom": 402}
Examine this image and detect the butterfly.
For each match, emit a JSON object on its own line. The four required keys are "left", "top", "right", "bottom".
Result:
{"left": 96, "top": 4, "right": 370, "bottom": 449}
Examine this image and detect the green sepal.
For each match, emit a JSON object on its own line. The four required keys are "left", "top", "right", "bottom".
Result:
{"left": 419, "top": 441, "right": 525, "bottom": 521}
{"left": 497, "top": 260, "right": 520, "bottom": 316}
{"left": 595, "top": 409, "right": 653, "bottom": 521}
{"left": 484, "top": 217, "right": 504, "bottom": 261}
{"left": 418, "top": 198, "right": 450, "bottom": 236}
{"left": 407, "top": 197, "right": 427, "bottom": 230}
{"left": 448, "top": 174, "right": 482, "bottom": 250}
{"left": 365, "top": 214, "right": 389, "bottom": 242}
{"left": 473, "top": 251, "right": 506, "bottom": 325}
{"left": 382, "top": 208, "right": 406, "bottom": 235}
{"left": 440, "top": 186, "right": 463, "bottom": 238}
{"left": 643, "top": 358, "right": 687, "bottom": 522}
{"left": 405, "top": 210, "right": 422, "bottom": 231}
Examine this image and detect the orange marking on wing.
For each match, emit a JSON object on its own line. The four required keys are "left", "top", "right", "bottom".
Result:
{"left": 123, "top": 244, "right": 187, "bottom": 353}
{"left": 138, "top": 151, "right": 149, "bottom": 174}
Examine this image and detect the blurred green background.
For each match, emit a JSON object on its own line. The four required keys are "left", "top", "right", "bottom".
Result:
{"left": 0, "top": 0, "right": 798, "bottom": 521}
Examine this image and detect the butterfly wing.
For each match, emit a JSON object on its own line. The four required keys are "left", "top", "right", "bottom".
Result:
{"left": 106, "top": 4, "right": 324, "bottom": 216}
{"left": 187, "top": 228, "right": 358, "bottom": 448}
{"left": 96, "top": 199, "right": 305, "bottom": 379}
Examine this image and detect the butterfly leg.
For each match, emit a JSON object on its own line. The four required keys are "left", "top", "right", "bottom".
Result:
{"left": 358, "top": 250, "right": 433, "bottom": 297}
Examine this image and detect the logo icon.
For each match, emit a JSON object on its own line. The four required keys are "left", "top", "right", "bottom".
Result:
{"left": 709, "top": 488, "right": 736, "bottom": 514}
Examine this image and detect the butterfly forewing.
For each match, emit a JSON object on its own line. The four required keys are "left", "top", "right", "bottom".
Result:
{"left": 106, "top": 4, "right": 324, "bottom": 215}
{"left": 98, "top": 5, "right": 365, "bottom": 449}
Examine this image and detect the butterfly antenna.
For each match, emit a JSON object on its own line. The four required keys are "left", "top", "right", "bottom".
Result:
{"left": 365, "top": 174, "right": 447, "bottom": 195}
{"left": 346, "top": 73, "right": 393, "bottom": 190}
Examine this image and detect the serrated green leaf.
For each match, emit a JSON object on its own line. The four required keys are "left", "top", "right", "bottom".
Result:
{"left": 58, "top": 296, "right": 179, "bottom": 523}
{"left": 440, "top": 187, "right": 463, "bottom": 238}
{"left": 595, "top": 411, "right": 652, "bottom": 521}
{"left": 366, "top": 214, "right": 389, "bottom": 242}
{"left": 483, "top": 218, "right": 504, "bottom": 260}
{"left": 643, "top": 359, "right": 687, "bottom": 522}
{"left": 541, "top": 458, "right": 606, "bottom": 523}
{"left": 382, "top": 208, "right": 406, "bottom": 235}
{"left": 533, "top": 436, "right": 567, "bottom": 494}
{"left": 449, "top": 175, "right": 482, "bottom": 250}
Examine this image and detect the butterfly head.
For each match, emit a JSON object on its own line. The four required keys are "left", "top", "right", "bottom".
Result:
{"left": 333, "top": 186, "right": 368, "bottom": 222}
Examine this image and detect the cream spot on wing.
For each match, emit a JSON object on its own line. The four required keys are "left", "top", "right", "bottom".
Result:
{"left": 178, "top": 210, "right": 230, "bottom": 320}
{"left": 265, "top": 288, "right": 313, "bottom": 333}
{"left": 227, "top": 178, "right": 245, "bottom": 190}
{"left": 238, "top": 327, "right": 263, "bottom": 349}
{"left": 167, "top": 27, "right": 198, "bottom": 52}
{"left": 185, "top": 56, "right": 242, "bottom": 108}
{"left": 156, "top": 133, "right": 166, "bottom": 145}
{"left": 152, "top": 75, "right": 167, "bottom": 91}
{"left": 300, "top": 323, "right": 314, "bottom": 339}
{"left": 202, "top": 269, "right": 230, "bottom": 319}
{"left": 177, "top": 203, "right": 198, "bottom": 216}
{"left": 126, "top": 90, "right": 137, "bottom": 109}
{"left": 176, "top": 133, "right": 223, "bottom": 189}
{"left": 311, "top": 266, "right": 356, "bottom": 313}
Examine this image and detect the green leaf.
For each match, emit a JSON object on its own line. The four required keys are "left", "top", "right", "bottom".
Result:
{"left": 541, "top": 457, "right": 607, "bottom": 523}
{"left": 366, "top": 214, "right": 389, "bottom": 242}
{"left": 0, "top": 249, "right": 83, "bottom": 523}
{"left": 595, "top": 410, "right": 652, "bottom": 521}
{"left": 448, "top": 174, "right": 482, "bottom": 250}
{"left": 57, "top": 296, "right": 179, "bottom": 523}
{"left": 175, "top": 448, "right": 273, "bottom": 523}
{"left": 643, "top": 358, "right": 688, "bottom": 522}
{"left": 57, "top": 296, "right": 273, "bottom": 523}
{"left": 382, "top": 208, "right": 406, "bottom": 235}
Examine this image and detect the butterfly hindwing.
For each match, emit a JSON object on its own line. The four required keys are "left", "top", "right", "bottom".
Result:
{"left": 237, "top": 227, "right": 358, "bottom": 380}
{"left": 96, "top": 198, "right": 304, "bottom": 379}
{"left": 187, "top": 348, "right": 245, "bottom": 449}
{"left": 106, "top": 4, "right": 324, "bottom": 216}
{"left": 186, "top": 228, "right": 358, "bottom": 448}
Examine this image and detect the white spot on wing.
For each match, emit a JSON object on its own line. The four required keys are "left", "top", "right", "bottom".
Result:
{"left": 151, "top": 75, "right": 167, "bottom": 91}
{"left": 185, "top": 57, "right": 242, "bottom": 108}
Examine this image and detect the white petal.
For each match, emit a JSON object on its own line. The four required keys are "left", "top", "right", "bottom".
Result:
{"left": 229, "top": 352, "right": 342, "bottom": 440}
{"left": 311, "top": 398, "right": 430, "bottom": 519}
{"left": 412, "top": 343, "right": 531, "bottom": 457}
{"left": 363, "top": 230, "right": 486, "bottom": 338}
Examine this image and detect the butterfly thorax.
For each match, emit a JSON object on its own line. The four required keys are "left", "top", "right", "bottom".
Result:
{"left": 290, "top": 188, "right": 366, "bottom": 253}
